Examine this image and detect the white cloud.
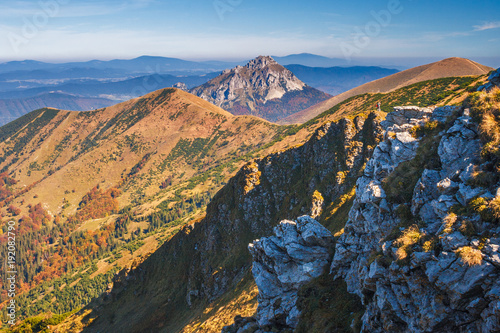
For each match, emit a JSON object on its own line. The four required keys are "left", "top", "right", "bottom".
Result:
{"left": 473, "top": 21, "right": 500, "bottom": 31}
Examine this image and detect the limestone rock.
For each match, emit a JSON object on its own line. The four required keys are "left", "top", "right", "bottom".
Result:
{"left": 248, "top": 216, "right": 334, "bottom": 329}
{"left": 381, "top": 106, "right": 433, "bottom": 129}
{"left": 190, "top": 56, "right": 330, "bottom": 121}
{"left": 331, "top": 106, "right": 500, "bottom": 332}
{"left": 172, "top": 82, "right": 188, "bottom": 91}
{"left": 479, "top": 67, "right": 500, "bottom": 91}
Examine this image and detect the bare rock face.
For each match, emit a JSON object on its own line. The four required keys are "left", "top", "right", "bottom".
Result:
{"left": 248, "top": 216, "right": 334, "bottom": 330}
{"left": 331, "top": 105, "right": 500, "bottom": 332}
{"left": 479, "top": 67, "right": 500, "bottom": 91}
{"left": 172, "top": 82, "right": 188, "bottom": 91}
{"left": 190, "top": 56, "right": 330, "bottom": 121}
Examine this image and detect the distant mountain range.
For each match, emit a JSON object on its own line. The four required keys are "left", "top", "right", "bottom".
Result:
{"left": 190, "top": 56, "right": 331, "bottom": 122}
{"left": 0, "top": 56, "right": 243, "bottom": 75}
{"left": 0, "top": 53, "right": 394, "bottom": 75}
{"left": 0, "top": 54, "right": 404, "bottom": 124}
{"left": 0, "top": 72, "right": 221, "bottom": 100}
{"left": 272, "top": 53, "right": 348, "bottom": 67}
{"left": 285, "top": 64, "right": 398, "bottom": 95}
{"left": 0, "top": 93, "right": 116, "bottom": 126}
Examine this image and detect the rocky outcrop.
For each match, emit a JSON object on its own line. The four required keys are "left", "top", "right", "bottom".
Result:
{"left": 172, "top": 82, "right": 188, "bottom": 91}
{"left": 248, "top": 216, "right": 334, "bottom": 329}
{"left": 331, "top": 105, "right": 500, "bottom": 332}
{"left": 190, "top": 56, "right": 331, "bottom": 121}
{"left": 479, "top": 67, "right": 500, "bottom": 91}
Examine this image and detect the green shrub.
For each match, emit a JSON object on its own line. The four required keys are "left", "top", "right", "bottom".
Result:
{"left": 296, "top": 275, "right": 364, "bottom": 333}
{"left": 469, "top": 197, "right": 494, "bottom": 222}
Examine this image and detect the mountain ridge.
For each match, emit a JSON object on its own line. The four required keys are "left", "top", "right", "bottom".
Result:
{"left": 281, "top": 57, "right": 493, "bottom": 124}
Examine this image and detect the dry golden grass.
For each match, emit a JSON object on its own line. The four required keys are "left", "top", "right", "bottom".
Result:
{"left": 180, "top": 277, "right": 258, "bottom": 333}
{"left": 423, "top": 238, "right": 437, "bottom": 253}
{"left": 456, "top": 246, "right": 483, "bottom": 266}
{"left": 312, "top": 190, "right": 324, "bottom": 202}
{"left": 395, "top": 225, "right": 422, "bottom": 260}
{"left": 281, "top": 57, "right": 492, "bottom": 124}
{"left": 490, "top": 196, "right": 500, "bottom": 220}
{"left": 442, "top": 213, "right": 458, "bottom": 234}
{"left": 242, "top": 161, "right": 261, "bottom": 194}
{"left": 479, "top": 111, "right": 500, "bottom": 144}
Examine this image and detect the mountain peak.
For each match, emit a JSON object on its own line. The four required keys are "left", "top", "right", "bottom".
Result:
{"left": 246, "top": 55, "right": 277, "bottom": 69}
{"left": 190, "top": 56, "right": 330, "bottom": 121}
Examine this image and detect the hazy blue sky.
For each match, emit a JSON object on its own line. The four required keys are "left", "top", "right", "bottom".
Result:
{"left": 1, "top": 0, "right": 499, "bottom": 66}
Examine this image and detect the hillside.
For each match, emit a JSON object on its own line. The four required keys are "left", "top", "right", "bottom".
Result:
{"left": 0, "top": 88, "right": 284, "bottom": 212}
{"left": 59, "top": 110, "right": 383, "bottom": 333}
{"left": 190, "top": 56, "right": 331, "bottom": 122}
{"left": 281, "top": 57, "right": 493, "bottom": 124}
{"left": 0, "top": 88, "right": 285, "bottom": 325}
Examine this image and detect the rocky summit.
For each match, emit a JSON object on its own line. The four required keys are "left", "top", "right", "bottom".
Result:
{"left": 190, "top": 56, "right": 331, "bottom": 122}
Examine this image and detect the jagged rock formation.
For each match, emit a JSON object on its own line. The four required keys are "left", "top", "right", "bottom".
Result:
{"left": 172, "top": 82, "right": 188, "bottom": 91}
{"left": 190, "top": 56, "right": 331, "bottom": 122}
{"left": 479, "top": 67, "right": 500, "bottom": 91}
{"left": 331, "top": 105, "right": 500, "bottom": 332}
{"left": 248, "top": 216, "right": 334, "bottom": 329}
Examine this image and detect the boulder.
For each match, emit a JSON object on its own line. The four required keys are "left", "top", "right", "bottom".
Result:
{"left": 248, "top": 215, "right": 334, "bottom": 329}
{"left": 479, "top": 67, "right": 500, "bottom": 91}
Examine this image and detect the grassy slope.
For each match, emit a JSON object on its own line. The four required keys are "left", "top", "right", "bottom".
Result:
{"left": 60, "top": 111, "right": 383, "bottom": 333}
{"left": 281, "top": 57, "right": 492, "bottom": 124}
{"left": 0, "top": 88, "right": 285, "bottom": 328}
{"left": 267, "top": 74, "right": 488, "bottom": 154}
{"left": 0, "top": 88, "right": 281, "bottom": 218}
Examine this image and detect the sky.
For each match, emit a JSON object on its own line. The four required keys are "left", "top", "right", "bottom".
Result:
{"left": 1, "top": 0, "right": 500, "bottom": 67}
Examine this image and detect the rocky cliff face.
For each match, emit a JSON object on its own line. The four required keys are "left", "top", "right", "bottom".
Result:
{"left": 190, "top": 56, "right": 331, "bottom": 122}
{"left": 223, "top": 216, "right": 336, "bottom": 333}
{"left": 331, "top": 105, "right": 500, "bottom": 332}
{"left": 249, "top": 216, "right": 334, "bottom": 329}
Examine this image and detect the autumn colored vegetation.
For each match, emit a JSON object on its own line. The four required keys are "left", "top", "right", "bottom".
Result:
{"left": 70, "top": 186, "right": 120, "bottom": 223}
